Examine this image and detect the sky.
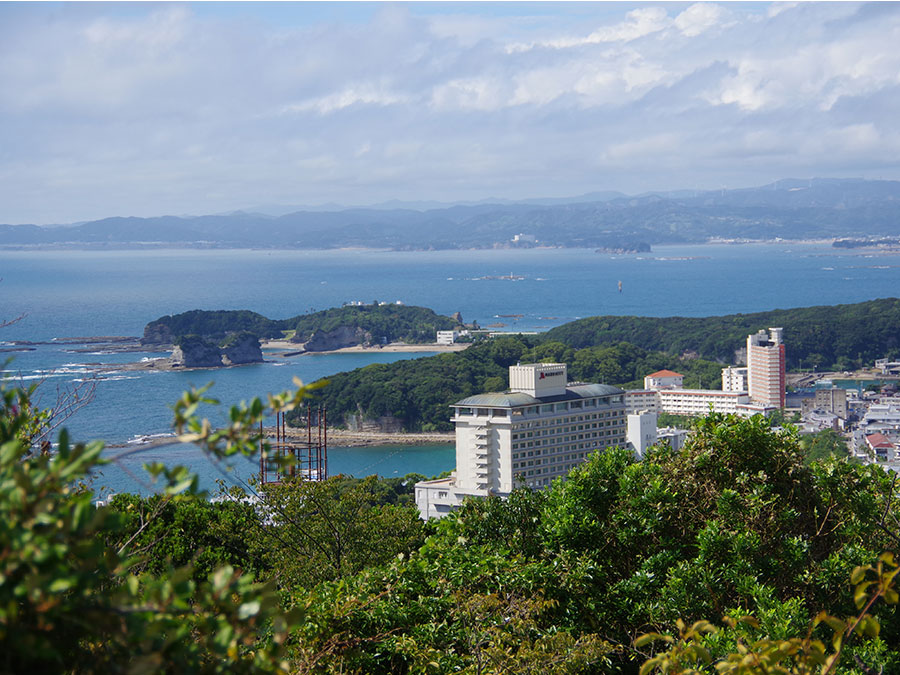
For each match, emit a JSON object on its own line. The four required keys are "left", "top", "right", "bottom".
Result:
{"left": 2, "top": 1, "right": 900, "bottom": 224}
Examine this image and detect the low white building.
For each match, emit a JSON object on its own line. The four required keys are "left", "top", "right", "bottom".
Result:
{"left": 415, "top": 363, "right": 626, "bottom": 519}
{"left": 644, "top": 369, "right": 684, "bottom": 390}
{"left": 865, "top": 433, "right": 897, "bottom": 463}
{"left": 658, "top": 427, "right": 690, "bottom": 452}
{"left": 436, "top": 330, "right": 459, "bottom": 345}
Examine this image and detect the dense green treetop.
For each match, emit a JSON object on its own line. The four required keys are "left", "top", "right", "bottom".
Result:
{"left": 289, "top": 303, "right": 460, "bottom": 344}
{"left": 543, "top": 297, "right": 900, "bottom": 370}
{"left": 147, "top": 309, "right": 285, "bottom": 342}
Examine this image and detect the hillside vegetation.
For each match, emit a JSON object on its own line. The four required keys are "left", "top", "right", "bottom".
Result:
{"left": 543, "top": 297, "right": 900, "bottom": 371}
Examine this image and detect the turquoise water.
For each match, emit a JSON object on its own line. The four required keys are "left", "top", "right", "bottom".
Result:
{"left": 2, "top": 243, "right": 900, "bottom": 494}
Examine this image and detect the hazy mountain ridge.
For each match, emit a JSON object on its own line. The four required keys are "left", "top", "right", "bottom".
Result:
{"left": 4, "top": 178, "right": 900, "bottom": 249}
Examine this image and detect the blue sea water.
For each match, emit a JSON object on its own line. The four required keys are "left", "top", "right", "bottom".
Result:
{"left": 2, "top": 243, "right": 899, "bottom": 494}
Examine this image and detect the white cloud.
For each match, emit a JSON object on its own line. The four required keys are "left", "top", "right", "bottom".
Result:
{"left": 508, "top": 6, "right": 671, "bottom": 52}
{"left": 282, "top": 85, "right": 411, "bottom": 115}
{"left": 83, "top": 7, "right": 190, "bottom": 49}
{"left": 674, "top": 3, "right": 727, "bottom": 38}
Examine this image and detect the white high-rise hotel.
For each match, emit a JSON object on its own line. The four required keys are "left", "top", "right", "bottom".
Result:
{"left": 415, "top": 363, "right": 626, "bottom": 519}
{"left": 747, "top": 328, "right": 786, "bottom": 408}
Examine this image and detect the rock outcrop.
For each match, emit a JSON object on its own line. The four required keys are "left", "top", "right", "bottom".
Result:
{"left": 345, "top": 413, "right": 404, "bottom": 433}
{"left": 171, "top": 336, "right": 224, "bottom": 368}
{"left": 171, "top": 332, "right": 263, "bottom": 368}
{"left": 221, "top": 332, "right": 263, "bottom": 365}
{"left": 295, "top": 325, "right": 368, "bottom": 352}
{"left": 141, "top": 322, "right": 174, "bottom": 346}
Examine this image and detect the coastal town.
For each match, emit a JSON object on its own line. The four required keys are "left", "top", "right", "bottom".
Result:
{"left": 415, "top": 324, "right": 900, "bottom": 519}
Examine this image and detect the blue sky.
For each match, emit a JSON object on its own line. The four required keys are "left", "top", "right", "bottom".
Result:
{"left": 2, "top": 2, "right": 899, "bottom": 224}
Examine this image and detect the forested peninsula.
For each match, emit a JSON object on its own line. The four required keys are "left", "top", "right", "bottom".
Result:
{"left": 301, "top": 298, "right": 900, "bottom": 431}
{"left": 141, "top": 304, "right": 463, "bottom": 359}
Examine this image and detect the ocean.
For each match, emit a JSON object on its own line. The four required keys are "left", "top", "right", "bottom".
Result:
{"left": 2, "top": 242, "right": 899, "bottom": 495}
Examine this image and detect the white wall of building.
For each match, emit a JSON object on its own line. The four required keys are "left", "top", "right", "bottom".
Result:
{"left": 436, "top": 330, "right": 459, "bottom": 345}
{"left": 657, "top": 389, "right": 750, "bottom": 416}
{"left": 644, "top": 370, "right": 684, "bottom": 390}
{"left": 722, "top": 366, "right": 748, "bottom": 392}
{"left": 627, "top": 411, "right": 657, "bottom": 459}
{"left": 509, "top": 362, "right": 568, "bottom": 397}
{"left": 625, "top": 390, "right": 661, "bottom": 414}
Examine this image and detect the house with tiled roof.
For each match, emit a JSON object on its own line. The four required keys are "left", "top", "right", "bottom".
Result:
{"left": 865, "top": 432, "right": 896, "bottom": 462}
{"left": 644, "top": 370, "right": 684, "bottom": 390}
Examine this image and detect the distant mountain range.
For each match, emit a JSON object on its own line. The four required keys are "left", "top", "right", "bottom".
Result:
{"left": 3, "top": 178, "right": 900, "bottom": 250}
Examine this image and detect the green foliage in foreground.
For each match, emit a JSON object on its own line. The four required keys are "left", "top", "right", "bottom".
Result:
{"left": 0, "top": 381, "right": 301, "bottom": 672}
{"left": 543, "top": 297, "right": 900, "bottom": 371}
{"left": 4, "top": 371, "right": 900, "bottom": 673}
{"left": 302, "top": 336, "right": 725, "bottom": 430}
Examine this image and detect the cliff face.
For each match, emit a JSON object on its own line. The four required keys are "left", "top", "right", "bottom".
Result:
{"left": 171, "top": 333, "right": 263, "bottom": 368}
{"left": 297, "top": 325, "right": 369, "bottom": 352}
{"left": 221, "top": 333, "right": 263, "bottom": 365}
{"left": 142, "top": 322, "right": 174, "bottom": 346}
{"left": 171, "top": 337, "right": 224, "bottom": 368}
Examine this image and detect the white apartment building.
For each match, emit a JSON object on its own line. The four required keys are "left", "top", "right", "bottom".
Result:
{"left": 722, "top": 366, "right": 748, "bottom": 392}
{"left": 624, "top": 389, "right": 661, "bottom": 414}
{"left": 857, "top": 403, "right": 900, "bottom": 439}
{"left": 656, "top": 388, "right": 751, "bottom": 416}
{"left": 747, "top": 328, "right": 786, "bottom": 408}
{"left": 415, "top": 363, "right": 626, "bottom": 519}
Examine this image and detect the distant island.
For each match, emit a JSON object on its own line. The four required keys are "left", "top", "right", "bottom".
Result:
{"left": 4, "top": 177, "right": 900, "bottom": 250}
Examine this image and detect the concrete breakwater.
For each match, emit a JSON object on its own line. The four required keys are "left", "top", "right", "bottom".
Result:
{"left": 285, "top": 428, "right": 454, "bottom": 448}
{"left": 107, "top": 428, "right": 454, "bottom": 451}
